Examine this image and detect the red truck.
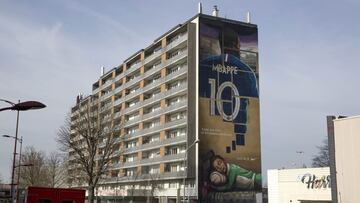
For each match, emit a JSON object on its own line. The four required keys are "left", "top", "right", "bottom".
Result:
{"left": 25, "top": 187, "right": 85, "bottom": 203}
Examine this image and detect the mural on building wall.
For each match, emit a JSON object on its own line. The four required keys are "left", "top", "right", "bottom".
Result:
{"left": 198, "top": 17, "right": 261, "bottom": 202}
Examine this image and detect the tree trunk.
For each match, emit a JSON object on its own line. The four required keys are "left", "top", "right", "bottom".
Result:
{"left": 88, "top": 185, "right": 95, "bottom": 203}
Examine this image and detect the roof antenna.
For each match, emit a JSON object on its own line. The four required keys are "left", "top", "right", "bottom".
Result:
{"left": 198, "top": 2, "right": 202, "bottom": 14}
{"left": 212, "top": 5, "right": 219, "bottom": 17}
{"left": 246, "top": 11, "right": 251, "bottom": 23}
{"left": 101, "top": 66, "right": 105, "bottom": 76}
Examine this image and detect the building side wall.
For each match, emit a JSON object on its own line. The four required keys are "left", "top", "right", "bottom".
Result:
{"left": 334, "top": 117, "right": 360, "bottom": 203}
{"left": 187, "top": 20, "right": 197, "bottom": 179}
{"left": 267, "top": 170, "right": 279, "bottom": 203}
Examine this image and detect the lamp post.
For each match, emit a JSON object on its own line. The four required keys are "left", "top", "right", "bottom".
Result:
{"left": 183, "top": 139, "right": 199, "bottom": 203}
{"left": 15, "top": 162, "right": 33, "bottom": 203}
{"left": 0, "top": 99, "right": 46, "bottom": 203}
{"left": 296, "top": 151, "right": 305, "bottom": 168}
{"left": 3, "top": 135, "right": 23, "bottom": 203}
{"left": 16, "top": 136, "right": 23, "bottom": 203}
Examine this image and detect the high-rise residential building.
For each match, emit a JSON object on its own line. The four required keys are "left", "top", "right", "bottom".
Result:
{"left": 69, "top": 10, "right": 261, "bottom": 203}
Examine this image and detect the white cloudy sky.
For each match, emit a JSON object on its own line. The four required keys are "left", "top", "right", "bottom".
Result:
{"left": 1, "top": 0, "right": 360, "bottom": 183}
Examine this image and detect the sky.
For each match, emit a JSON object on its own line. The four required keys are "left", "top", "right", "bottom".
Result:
{"left": 1, "top": 0, "right": 360, "bottom": 183}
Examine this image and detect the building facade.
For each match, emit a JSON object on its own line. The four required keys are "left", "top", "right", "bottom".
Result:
{"left": 267, "top": 167, "right": 331, "bottom": 203}
{"left": 327, "top": 115, "right": 360, "bottom": 203}
{"left": 69, "top": 13, "right": 260, "bottom": 203}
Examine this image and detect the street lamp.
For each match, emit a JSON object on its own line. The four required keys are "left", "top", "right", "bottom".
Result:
{"left": 183, "top": 139, "right": 199, "bottom": 203}
{"left": 3, "top": 135, "right": 23, "bottom": 203}
{"left": 0, "top": 99, "right": 46, "bottom": 203}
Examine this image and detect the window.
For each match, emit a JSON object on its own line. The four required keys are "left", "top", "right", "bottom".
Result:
{"left": 144, "top": 119, "right": 160, "bottom": 129}
{"left": 129, "top": 60, "right": 141, "bottom": 69}
{"left": 129, "top": 85, "right": 139, "bottom": 94}
{"left": 167, "top": 145, "right": 185, "bottom": 155}
{"left": 168, "top": 111, "right": 186, "bottom": 122}
{"left": 167, "top": 128, "right": 186, "bottom": 138}
{"left": 149, "top": 103, "right": 161, "bottom": 113}
{"left": 168, "top": 80, "right": 185, "bottom": 90}
{"left": 149, "top": 135, "right": 160, "bottom": 143}
{"left": 153, "top": 46, "right": 161, "bottom": 54}
{"left": 143, "top": 134, "right": 160, "bottom": 145}
{"left": 149, "top": 165, "right": 160, "bottom": 174}
{"left": 169, "top": 50, "right": 180, "bottom": 59}
{"left": 128, "top": 99, "right": 139, "bottom": 107}
{"left": 168, "top": 97, "right": 180, "bottom": 106}
{"left": 127, "top": 126, "right": 138, "bottom": 134}
{"left": 127, "top": 112, "right": 139, "bottom": 121}
{"left": 171, "top": 164, "right": 180, "bottom": 172}
{"left": 126, "top": 140, "right": 137, "bottom": 148}
{"left": 151, "top": 89, "right": 161, "bottom": 97}
{"left": 125, "top": 168, "right": 136, "bottom": 176}
{"left": 128, "top": 74, "right": 138, "bottom": 81}
{"left": 168, "top": 33, "right": 185, "bottom": 44}
{"left": 168, "top": 63, "right": 185, "bottom": 74}
{"left": 169, "top": 182, "right": 178, "bottom": 188}
{"left": 153, "top": 61, "right": 161, "bottom": 68}
{"left": 125, "top": 154, "right": 137, "bottom": 162}
{"left": 148, "top": 150, "right": 160, "bottom": 159}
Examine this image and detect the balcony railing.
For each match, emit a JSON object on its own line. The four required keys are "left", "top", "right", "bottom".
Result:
{"left": 111, "top": 51, "right": 187, "bottom": 103}
{"left": 143, "top": 100, "right": 187, "bottom": 121}
{"left": 112, "top": 79, "right": 187, "bottom": 115}
{"left": 122, "top": 118, "right": 187, "bottom": 142}
{"left": 123, "top": 135, "right": 186, "bottom": 155}
{"left": 115, "top": 153, "right": 186, "bottom": 169}
{"left": 92, "top": 86, "right": 101, "bottom": 95}
{"left": 101, "top": 79, "right": 113, "bottom": 90}
{"left": 100, "top": 91, "right": 113, "bottom": 102}
{"left": 101, "top": 171, "right": 185, "bottom": 184}
{"left": 144, "top": 49, "right": 163, "bottom": 65}
{"left": 124, "top": 61, "right": 143, "bottom": 78}
{"left": 165, "top": 33, "right": 188, "bottom": 52}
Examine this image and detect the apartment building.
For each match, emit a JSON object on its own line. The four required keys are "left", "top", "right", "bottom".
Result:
{"left": 69, "top": 11, "right": 260, "bottom": 203}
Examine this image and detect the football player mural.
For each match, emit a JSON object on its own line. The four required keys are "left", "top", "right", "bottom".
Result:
{"left": 198, "top": 17, "right": 261, "bottom": 202}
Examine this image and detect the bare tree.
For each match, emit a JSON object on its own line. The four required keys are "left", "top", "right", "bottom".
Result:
{"left": 19, "top": 146, "right": 49, "bottom": 187}
{"left": 147, "top": 173, "right": 161, "bottom": 203}
{"left": 46, "top": 151, "right": 67, "bottom": 188}
{"left": 57, "top": 97, "right": 122, "bottom": 203}
{"left": 312, "top": 139, "right": 330, "bottom": 167}
{"left": 128, "top": 171, "right": 140, "bottom": 203}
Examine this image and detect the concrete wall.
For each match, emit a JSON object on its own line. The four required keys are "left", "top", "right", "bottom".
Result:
{"left": 334, "top": 116, "right": 360, "bottom": 203}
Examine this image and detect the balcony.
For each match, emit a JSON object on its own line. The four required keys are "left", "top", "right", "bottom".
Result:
{"left": 123, "top": 116, "right": 142, "bottom": 128}
{"left": 124, "top": 61, "right": 143, "bottom": 77}
{"left": 144, "top": 49, "right": 163, "bottom": 65}
{"left": 165, "top": 50, "right": 188, "bottom": 68}
{"left": 165, "top": 33, "right": 188, "bottom": 52}
{"left": 112, "top": 62, "right": 187, "bottom": 109}
{"left": 100, "top": 103, "right": 112, "bottom": 112}
{"left": 113, "top": 111, "right": 122, "bottom": 119}
{"left": 142, "top": 100, "right": 187, "bottom": 122}
{"left": 122, "top": 118, "right": 187, "bottom": 141}
{"left": 101, "top": 171, "right": 185, "bottom": 184}
{"left": 123, "top": 83, "right": 187, "bottom": 116}
{"left": 101, "top": 79, "right": 113, "bottom": 90}
{"left": 92, "top": 86, "right": 101, "bottom": 95}
{"left": 120, "top": 153, "right": 186, "bottom": 168}
{"left": 100, "top": 91, "right": 114, "bottom": 102}
{"left": 123, "top": 134, "right": 186, "bottom": 154}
